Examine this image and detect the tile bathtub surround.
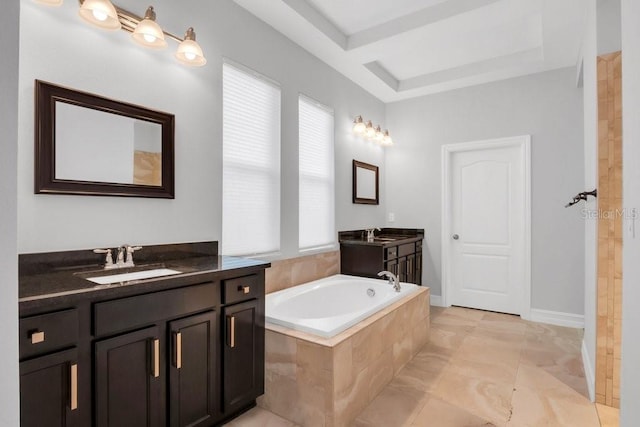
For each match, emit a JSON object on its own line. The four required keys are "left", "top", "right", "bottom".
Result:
{"left": 265, "top": 251, "right": 340, "bottom": 294}
{"left": 258, "top": 287, "right": 430, "bottom": 427}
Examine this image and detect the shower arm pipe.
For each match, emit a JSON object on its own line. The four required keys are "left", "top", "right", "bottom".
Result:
{"left": 565, "top": 189, "right": 598, "bottom": 208}
{"left": 78, "top": 0, "right": 185, "bottom": 43}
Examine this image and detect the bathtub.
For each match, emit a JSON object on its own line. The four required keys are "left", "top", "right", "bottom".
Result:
{"left": 265, "top": 274, "right": 419, "bottom": 338}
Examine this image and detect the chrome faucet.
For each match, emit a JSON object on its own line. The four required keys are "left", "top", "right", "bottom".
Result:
{"left": 93, "top": 245, "right": 143, "bottom": 270}
{"left": 378, "top": 270, "right": 401, "bottom": 292}
{"left": 365, "top": 227, "right": 381, "bottom": 242}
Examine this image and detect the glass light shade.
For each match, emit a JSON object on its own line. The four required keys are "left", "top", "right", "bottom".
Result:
{"left": 175, "top": 28, "right": 206, "bottom": 66}
{"left": 374, "top": 125, "right": 384, "bottom": 141}
{"left": 383, "top": 130, "right": 393, "bottom": 146}
{"left": 132, "top": 7, "right": 167, "bottom": 49}
{"left": 35, "top": 0, "right": 63, "bottom": 6}
{"left": 353, "top": 116, "right": 366, "bottom": 134}
{"left": 365, "top": 120, "right": 376, "bottom": 139}
{"left": 79, "top": 0, "right": 121, "bottom": 30}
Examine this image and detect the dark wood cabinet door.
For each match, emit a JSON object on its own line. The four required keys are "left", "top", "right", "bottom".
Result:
{"left": 95, "top": 326, "right": 162, "bottom": 427}
{"left": 415, "top": 251, "right": 422, "bottom": 285}
{"left": 20, "top": 348, "right": 79, "bottom": 427}
{"left": 385, "top": 259, "right": 398, "bottom": 277}
{"left": 222, "top": 299, "right": 263, "bottom": 413}
{"left": 169, "top": 311, "right": 218, "bottom": 427}
{"left": 407, "top": 254, "right": 416, "bottom": 284}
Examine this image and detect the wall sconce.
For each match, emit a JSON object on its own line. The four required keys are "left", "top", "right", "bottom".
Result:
{"left": 353, "top": 116, "right": 394, "bottom": 146}
{"left": 36, "top": 0, "right": 207, "bottom": 67}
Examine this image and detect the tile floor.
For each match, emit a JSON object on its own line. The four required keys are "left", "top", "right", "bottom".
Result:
{"left": 226, "top": 306, "right": 607, "bottom": 427}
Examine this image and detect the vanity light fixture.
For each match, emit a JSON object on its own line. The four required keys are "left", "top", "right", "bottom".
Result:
{"left": 382, "top": 130, "right": 393, "bottom": 146}
{"left": 374, "top": 125, "right": 384, "bottom": 142}
{"left": 175, "top": 28, "right": 207, "bottom": 66}
{"left": 352, "top": 116, "right": 395, "bottom": 146}
{"left": 353, "top": 115, "right": 366, "bottom": 134}
{"left": 365, "top": 120, "right": 376, "bottom": 139}
{"left": 34, "top": 0, "right": 63, "bottom": 6}
{"left": 79, "top": 0, "right": 121, "bottom": 30}
{"left": 131, "top": 6, "right": 167, "bottom": 49}
{"left": 38, "top": 0, "right": 208, "bottom": 66}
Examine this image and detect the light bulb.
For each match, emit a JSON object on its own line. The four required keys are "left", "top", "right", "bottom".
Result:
{"left": 92, "top": 9, "right": 108, "bottom": 21}
{"left": 383, "top": 130, "right": 393, "bottom": 146}
{"left": 374, "top": 125, "right": 384, "bottom": 141}
{"left": 353, "top": 116, "right": 366, "bottom": 134}
{"left": 365, "top": 121, "right": 376, "bottom": 139}
{"left": 79, "top": 0, "right": 121, "bottom": 30}
{"left": 132, "top": 6, "right": 167, "bottom": 49}
{"left": 175, "top": 28, "right": 206, "bottom": 66}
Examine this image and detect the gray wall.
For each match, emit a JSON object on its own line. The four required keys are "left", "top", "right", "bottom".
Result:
{"left": 385, "top": 68, "right": 585, "bottom": 315}
{"left": 597, "top": 0, "right": 622, "bottom": 55}
{"left": 18, "top": 0, "right": 387, "bottom": 257}
{"left": 621, "top": 0, "right": 640, "bottom": 423}
{"left": 0, "top": 0, "right": 20, "bottom": 424}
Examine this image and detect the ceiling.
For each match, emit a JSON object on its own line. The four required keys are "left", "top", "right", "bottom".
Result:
{"left": 233, "top": 0, "right": 586, "bottom": 102}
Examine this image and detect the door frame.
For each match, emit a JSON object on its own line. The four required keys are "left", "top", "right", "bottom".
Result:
{"left": 441, "top": 135, "right": 531, "bottom": 319}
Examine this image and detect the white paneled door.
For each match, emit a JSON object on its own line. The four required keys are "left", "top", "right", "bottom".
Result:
{"left": 443, "top": 136, "right": 530, "bottom": 316}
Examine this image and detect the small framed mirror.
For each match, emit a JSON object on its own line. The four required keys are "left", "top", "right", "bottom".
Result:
{"left": 352, "top": 160, "right": 379, "bottom": 205}
{"left": 35, "top": 80, "right": 175, "bottom": 198}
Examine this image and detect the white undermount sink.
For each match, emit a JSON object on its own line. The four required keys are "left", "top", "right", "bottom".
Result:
{"left": 86, "top": 268, "right": 182, "bottom": 285}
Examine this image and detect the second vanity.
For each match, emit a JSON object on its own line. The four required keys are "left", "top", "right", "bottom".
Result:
{"left": 339, "top": 228, "right": 424, "bottom": 285}
{"left": 18, "top": 241, "right": 269, "bottom": 427}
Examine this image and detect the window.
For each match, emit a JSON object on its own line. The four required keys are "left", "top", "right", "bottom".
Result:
{"left": 222, "top": 62, "right": 281, "bottom": 256}
{"left": 298, "top": 95, "right": 335, "bottom": 250}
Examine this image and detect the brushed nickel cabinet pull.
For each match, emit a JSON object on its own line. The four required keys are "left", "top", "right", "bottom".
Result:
{"left": 70, "top": 364, "right": 78, "bottom": 411}
{"left": 153, "top": 339, "right": 160, "bottom": 378}
{"left": 175, "top": 332, "right": 182, "bottom": 370}
{"left": 30, "top": 331, "right": 45, "bottom": 344}
{"left": 229, "top": 316, "right": 236, "bottom": 348}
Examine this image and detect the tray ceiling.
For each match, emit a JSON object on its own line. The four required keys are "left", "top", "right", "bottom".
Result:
{"left": 234, "top": 0, "right": 586, "bottom": 102}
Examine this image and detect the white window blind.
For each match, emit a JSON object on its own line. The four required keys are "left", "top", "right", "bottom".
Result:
{"left": 299, "top": 95, "right": 335, "bottom": 250}
{"left": 222, "top": 62, "right": 281, "bottom": 256}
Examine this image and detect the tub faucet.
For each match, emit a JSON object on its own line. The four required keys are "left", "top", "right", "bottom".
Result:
{"left": 378, "top": 270, "right": 401, "bottom": 292}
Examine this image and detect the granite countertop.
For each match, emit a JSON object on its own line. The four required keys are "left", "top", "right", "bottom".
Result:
{"left": 18, "top": 242, "right": 270, "bottom": 306}
{"left": 338, "top": 228, "right": 424, "bottom": 247}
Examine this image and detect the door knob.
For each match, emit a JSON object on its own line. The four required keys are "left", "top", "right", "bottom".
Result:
{"left": 452, "top": 234, "right": 459, "bottom": 240}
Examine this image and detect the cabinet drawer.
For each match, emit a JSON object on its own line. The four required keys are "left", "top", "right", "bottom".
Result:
{"left": 94, "top": 282, "right": 218, "bottom": 337}
{"left": 398, "top": 243, "right": 415, "bottom": 257}
{"left": 385, "top": 246, "right": 398, "bottom": 260}
{"left": 223, "top": 274, "right": 261, "bottom": 305}
{"left": 19, "top": 309, "right": 78, "bottom": 359}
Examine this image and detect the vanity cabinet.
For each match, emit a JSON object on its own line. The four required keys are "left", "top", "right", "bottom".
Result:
{"left": 19, "top": 260, "right": 268, "bottom": 427}
{"left": 339, "top": 230, "right": 424, "bottom": 286}
{"left": 221, "top": 274, "right": 265, "bottom": 415}
{"left": 20, "top": 348, "right": 79, "bottom": 427}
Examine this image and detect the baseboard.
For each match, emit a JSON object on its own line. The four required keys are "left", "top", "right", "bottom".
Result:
{"left": 529, "top": 308, "right": 584, "bottom": 328}
{"left": 430, "top": 295, "right": 445, "bottom": 307}
{"left": 582, "top": 339, "right": 596, "bottom": 402}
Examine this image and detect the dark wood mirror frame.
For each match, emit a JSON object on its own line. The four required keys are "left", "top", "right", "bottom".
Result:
{"left": 352, "top": 160, "right": 379, "bottom": 205}
{"left": 35, "top": 80, "right": 175, "bottom": 198}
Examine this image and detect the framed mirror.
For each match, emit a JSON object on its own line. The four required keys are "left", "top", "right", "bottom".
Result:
{"left": 35, "top": 80, "right": 175, "bottom": 198}
{"left": 352, "top": 160, "right": 379, "bottom": 205}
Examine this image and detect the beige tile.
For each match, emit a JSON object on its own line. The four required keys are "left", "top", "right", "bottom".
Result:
{"left": 596, "top": 403, "right": 620, "bottom": 427}
{"left": 411, "top": 396, "right": 499, "bottom": 427}
{"left": 223, "top": 406, "right": 299, "bottom": 427}
{"left": 431, "top": 371, "right": 513, "bottom": 425}
{"left": 429, "top": 324, "right": 469, "bottom": 352}
{"left": 354, "top": 383, "right": 427, "bottom": 427}
{"left": 456, "top": 335, "right": 522, "bottom": 370}
{"left": 508, "top": 384, "right": 599, "bottom": 427}
{"left": 393, "top": 332, "right": 413, "bottom": 374}
{"left": 443, "top": 355, "right": 519, "bottom": 385}
{"left": 410, "top": 343, "right": 453, "bottom": 374}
